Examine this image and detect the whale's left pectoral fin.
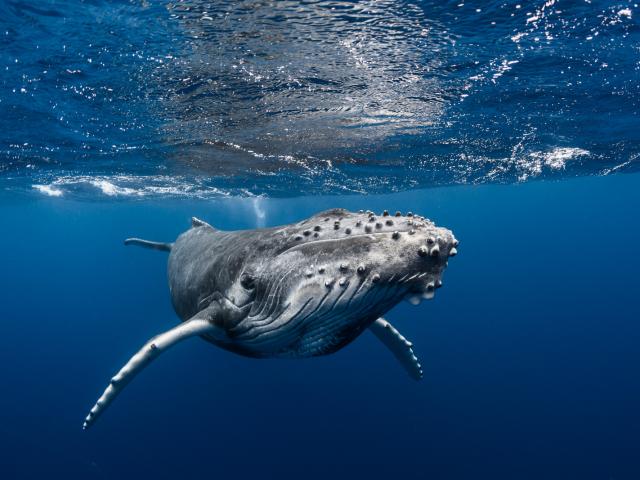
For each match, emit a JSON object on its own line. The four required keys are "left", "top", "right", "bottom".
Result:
{"left": 369, "top": 318, "right": 423, "bottom": 381}
{"left": 83, "top": 309, "right": 222, "bottom": 430}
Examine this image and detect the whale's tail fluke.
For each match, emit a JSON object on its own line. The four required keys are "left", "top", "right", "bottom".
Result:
{"left": 124, "top": 238, "right": 173, "bottom": 252}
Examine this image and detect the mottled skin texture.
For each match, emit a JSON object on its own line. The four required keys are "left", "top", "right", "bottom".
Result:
{"left": 83, "top": 208, "right": 458, "bottom": 429}
{"left": 169, "top": 208, "right": 457, "bottom": 358}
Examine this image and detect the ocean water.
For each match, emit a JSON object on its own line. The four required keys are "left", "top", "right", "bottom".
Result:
{"left": 1, "top": 0, "right": 640, "bottom": 479}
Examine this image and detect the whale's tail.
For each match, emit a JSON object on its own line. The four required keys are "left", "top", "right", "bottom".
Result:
{"left": 123, "top": 217, "right": 213, "bottom": 252}
{"left": 124, "top": 238, "right": 173, "bottom": 252}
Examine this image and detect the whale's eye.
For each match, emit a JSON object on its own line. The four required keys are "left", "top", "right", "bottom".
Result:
{"left": 240, "top": 273, "right": 255, "bottom": 289}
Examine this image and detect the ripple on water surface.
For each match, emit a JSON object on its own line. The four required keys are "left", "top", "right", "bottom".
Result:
{"left": 1, "top": 0, "right": 639, "bottom": 197}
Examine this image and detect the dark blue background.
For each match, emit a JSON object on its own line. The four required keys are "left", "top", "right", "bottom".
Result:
{"left": 1, "top": 174, "right": 639, "bottom": 479}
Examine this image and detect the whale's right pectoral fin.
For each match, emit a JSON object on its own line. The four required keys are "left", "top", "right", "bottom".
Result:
{"left": 83, "top": 308, "right": 222, "bottom": 430}
{"left": 369, "top": 318, "right": 423, "bottom": 381}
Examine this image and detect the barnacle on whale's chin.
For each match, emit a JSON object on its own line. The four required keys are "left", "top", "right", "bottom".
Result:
{"left": 404, "top": 276, "right": 442, "bottom": 305}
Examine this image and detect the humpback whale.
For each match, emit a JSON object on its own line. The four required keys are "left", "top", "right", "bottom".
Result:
{"left": 83, "top": 208, "right": 458, "bottom": 429}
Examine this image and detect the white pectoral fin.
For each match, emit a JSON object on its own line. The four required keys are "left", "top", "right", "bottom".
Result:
{"left": 369, "top": 318, "right": 423, "bottom": 381}
{"left": 83, "top": 312, "right": 220, "bottom": 430}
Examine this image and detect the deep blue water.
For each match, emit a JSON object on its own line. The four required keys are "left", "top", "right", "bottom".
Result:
{"left": 1, "top": 176, "right": 640, "bottom": 479}
{"left": 1, "top": 0, "right": 640, "bottom": 479}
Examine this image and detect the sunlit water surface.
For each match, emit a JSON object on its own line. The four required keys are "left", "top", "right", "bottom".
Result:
{"left": 1, "top": 0, "right": 639, "bottom": 196}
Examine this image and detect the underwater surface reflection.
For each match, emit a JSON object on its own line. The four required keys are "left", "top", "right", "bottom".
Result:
{"left": 2, "top": 0, "right": 639, "bottom": 196}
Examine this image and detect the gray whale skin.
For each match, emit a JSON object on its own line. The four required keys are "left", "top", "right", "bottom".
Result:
{"left": 83, "top": 208, "right": 458, "bottom": 429}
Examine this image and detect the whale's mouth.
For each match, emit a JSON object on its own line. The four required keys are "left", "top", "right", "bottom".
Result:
{"left": 403, "top": 277, "right": 442, "bottom": 305}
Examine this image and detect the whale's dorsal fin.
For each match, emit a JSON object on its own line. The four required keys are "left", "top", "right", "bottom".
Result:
{"left": 369, "top": 318, "right": 423, "bottom": 381}
{"left": 191, "top": 217, "right": 213, "bottom": 229}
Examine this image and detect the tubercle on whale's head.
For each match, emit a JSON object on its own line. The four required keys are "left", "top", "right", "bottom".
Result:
{"left": 239, "top": 208, "right": 459, "bottom": 324}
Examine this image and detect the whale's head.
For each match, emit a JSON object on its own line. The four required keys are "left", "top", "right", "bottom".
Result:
{"left": 231, "top": 208, "right": 458, "bottom": 356}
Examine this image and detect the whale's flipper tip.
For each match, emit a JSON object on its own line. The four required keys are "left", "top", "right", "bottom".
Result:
{"left": 124, "top": 238, "right": 173, "bottom": 252}
{"left": 83, "top": 315, "right": 220, "bottom": 430}
{"left": 369, "top": 318, "right": 424, "bottom": 381}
